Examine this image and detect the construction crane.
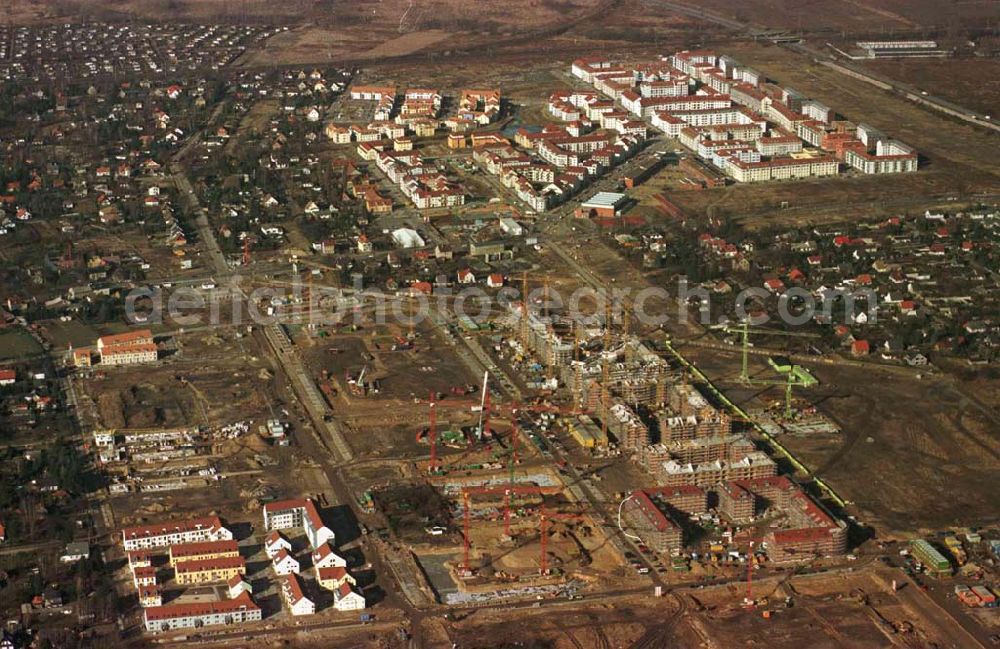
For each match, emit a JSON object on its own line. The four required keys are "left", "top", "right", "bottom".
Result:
{"left": 723, "top": 320, "right": 819, "bottom": 385}
{"left": 539, "top": 507, "right": 585, "bottom": 575}
{"left": 242, "top": 236, "right": 252, "bottom": 266}
{"left": 415, "top": 394, "right": 483, "bottom": 473}
{"left": 751, "top": 368, "right": 816, "bottom": 419}
{"left": 460, "top": 484, "right": 557, "bottom": 573}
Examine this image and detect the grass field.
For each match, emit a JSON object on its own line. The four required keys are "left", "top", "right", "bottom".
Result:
{"left": 0, "top": 329, "right": 43, "bottom": 360}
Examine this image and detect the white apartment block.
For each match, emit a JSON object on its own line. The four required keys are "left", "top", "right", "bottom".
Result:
{"left": 262, "top": 499, "right": 335, "bottom": 550}
{"left": 144, "top": 594, "right": 261, "bottom": 633}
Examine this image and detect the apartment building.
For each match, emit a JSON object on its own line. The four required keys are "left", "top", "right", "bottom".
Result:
{"left": 264, "top": 531, "right": 292, "bottom": 559}
{"left": 262, "top": 499, "right": 334, "bottom": 550}
{"left": 272, "top": 548, "right": 300, "bottom": 576}
{"left": 97, "top": 329, "right": 157, "bottom": 366}
{"left": 281, "top": 574, "right": 314, "bottom": 616}
{"left": 317, "top": 566, "right": 356, "bottom": 591}
{"left": 658, "top": 450, "right": 777, "bottom": 488}
{"left": 844, "top": 139, "right": 919, "bottom": 174}
{"left": 174, "top": 555, "right": 246, "bottom": 585}
{"left": 121, "top": 516, "right": 233, "bottom": 551}
{"left": 717, "top": 481, "right": 756, "bottom": 523}
{"left": 623, "top": 490, "right": 683, "bottom": 552}
{"left": 144, "top": 593, "right": 261, "bottom": 633}
{"left": 333, "top": 582, "right": 367, "bottom": 611}
{"left": 167, "top": 540, "right": 239, "bottom": 567}
{"left": 763, "top": 524, "right": 848, "bottom": 564}
{"left": 643, "top": 485, "right": 708, "bottom": 514}
{"left": 725, "top": 155, "right": 839, "bottom": 183}
{"left": 138, "top": 584, "right": 163, "bottom": 608}
{"left": 313, "top": 543, "right": 347, "bottom": 569}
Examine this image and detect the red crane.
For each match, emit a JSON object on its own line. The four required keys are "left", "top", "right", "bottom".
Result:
{"left": 745, "top": 540, "right": 755, "bottom": 608}
{"left": 539, "top": 506, "right": 584, "bottom": 575}
{"left": 462, "top": 490, "right": 471, "bottom": 572}
{"left": 415, "top": 394, "right": 482, "bottom": 473}
{"left": 460, "top": 484, "right": 558, "bottom": 572}
{"left": 242, "top": 236, "right": 251, "bottom": 266}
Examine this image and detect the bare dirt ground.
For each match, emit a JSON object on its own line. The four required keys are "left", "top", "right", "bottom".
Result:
{"left": 864, "top": 58, "right": 1000, "bottom": 117}
{"left": 662, "top": 0, "right": 997, "bottom": 30}
{"left": 685, "top": 344, "right": 1000, "bottom": 536}
{"left": 86, "top": 332, "right": 275, "bottom": 429}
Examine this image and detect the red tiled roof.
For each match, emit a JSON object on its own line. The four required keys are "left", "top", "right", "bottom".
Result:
{"left": 98, "top": 329, "right": 153, "bottom": 347}
{"left": 144, "top": 592, "right": 258, "bottom": 622}
{"left": 318, "top": 566, "right": 348, "bottom": 582}
{"left": 173, "top": 556, "right": 245, "bottom": 574}
{"left": 169, "top": 540, "right": 238, "bottom": 560}
{"left": 263, "top": 498, "right": 325, "bottom": 531}
{"left": 121, "top": 516, "right": 225, "bottom": 543}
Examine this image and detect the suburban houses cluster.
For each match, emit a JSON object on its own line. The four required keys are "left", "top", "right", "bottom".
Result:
{"left": 473, "top": 123, "right": 643, "bottom": 212}
{"left": 324, "top": 85, "right": 503, "bottom": 209}
{"left": 567, "top": 50, "right": 918, "bottom": 183}
{"left": 119, "top": 498, "right": 364, "bottom": 633}
{"left": 0, "top": 22, "right": 282, "bottom": 83}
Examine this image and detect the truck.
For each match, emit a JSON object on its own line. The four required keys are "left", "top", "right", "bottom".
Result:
{"left": 360, "top": 613, "right": 374, "bottom": 623}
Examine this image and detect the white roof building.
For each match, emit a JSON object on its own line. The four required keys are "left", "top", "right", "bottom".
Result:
{"left": 391, "top": 228, "right": 425, "bottom": 248}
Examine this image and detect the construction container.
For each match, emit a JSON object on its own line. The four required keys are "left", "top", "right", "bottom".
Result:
{"left": 955, "top": 585, "right": 981, "bottom": 607}
{"left": 910, "top": 539, "right": 952, "bottom": 577}
{"left": 971, "top": 586, "right": 997, "bottom": 608}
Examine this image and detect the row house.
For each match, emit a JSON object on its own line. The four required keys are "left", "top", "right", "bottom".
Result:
{"left": 349, "top": 85, "right": 395, "bottom": 101}
{"left": 658, "top": 450, "right": 777, "bottom": 488}
{"left": 571, "top": 57, "right": 616, "bottom": 83}
{"left": 97, "top": 329, "right": 157, "bottom": 366}
{"left": 167, "top": 540, "right": 239, "bottom": 567}
{"left": 144, "top": 593, "right": 261, "bottom": 633}
{"left": 174, "top": 556, "right": 246, "bottom": 585}
{"left": 350, "top": 125, "right": 382, "bottom": 143}
{"left": 724, "top": 155, "right": 839, "bottom": 183}
{"left": 639, "top": 77, "right": 689, "bottom": 98}
{"left": 122, "top": 516, "right": 233, "bottom": 551}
